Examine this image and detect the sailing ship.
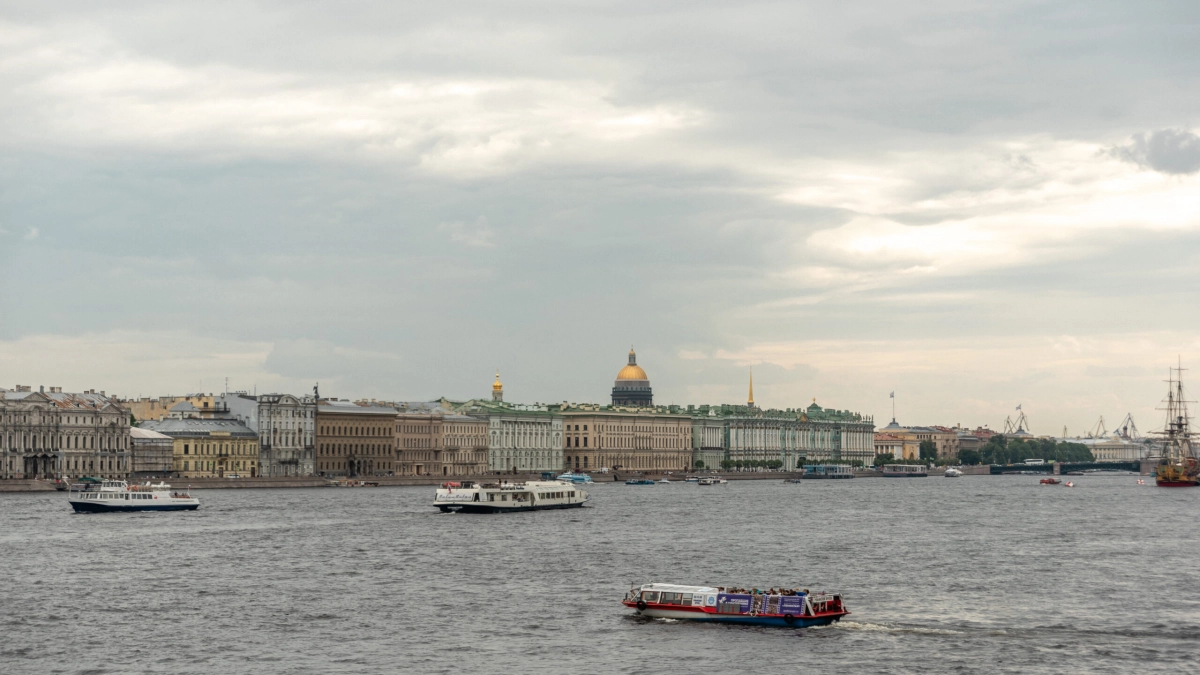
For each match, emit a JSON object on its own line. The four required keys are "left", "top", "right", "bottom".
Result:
{"left": 1154, "top": 364, "right": 1199, "bottom": 487}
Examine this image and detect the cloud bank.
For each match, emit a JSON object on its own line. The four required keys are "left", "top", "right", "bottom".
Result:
{"left": 1, "top": 2, "right": 1199, "bottom": 434}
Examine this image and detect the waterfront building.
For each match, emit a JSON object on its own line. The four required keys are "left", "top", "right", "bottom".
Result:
{"left": 686, "top": 401, "right": 875, "bottom": 470}
{"left": 874, "top": 433, "right": 904, "bottom": 460}
{"left": 120, "top": 394, "right": 217, "bottom": 422}
{"left": 315, "top": 400, "right": 397, "bottom": 477}
{"left": 218, "top": 392, "right": 317, "bottom": 477}
{"left": 141, "top": 414, "right": 260, "bottom": 478}
{"left": 878, "top": 420, "right": 958, "bottom": 459}
{"left": 393, "top": 402, "right": 489, "bottom": 476}
{"left": 129, "top": 427, "right": 174, "bottom": 477}
{"left": 0, "top": 386, "right": 131, "bottom": 480}
{"left": 611, "top": 348, "right": 653, "bottom": 407}
{"left": 553, "top": 403, "right": 692, "bottom": 473}
{"left": 691, "top": 413, "right": 726, "bottom": 471}
{"left": 448, "top": 397, "right": 564, "bottom": 473}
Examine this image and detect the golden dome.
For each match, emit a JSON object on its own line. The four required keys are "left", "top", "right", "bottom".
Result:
{"left": 492, "top": 371, "right": 503, "bottom": 391}
{"left": 616, "top": 347, "right": 648, "bottom": 380}
{"left": 616, "top": 364, "right": 649, "bottom": 381}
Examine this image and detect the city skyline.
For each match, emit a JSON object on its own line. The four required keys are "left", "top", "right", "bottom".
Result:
{"left": 2, "top": 3, "right": 1198, "bottom": 436}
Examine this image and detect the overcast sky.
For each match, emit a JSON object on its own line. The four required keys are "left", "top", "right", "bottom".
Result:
{"left": 2, "top": 1, "right": 1199, "bottom": 435}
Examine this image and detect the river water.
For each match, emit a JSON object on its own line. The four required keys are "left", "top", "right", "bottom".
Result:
{"left": 1, "top": 475, "right": 1197, "bottom": 674}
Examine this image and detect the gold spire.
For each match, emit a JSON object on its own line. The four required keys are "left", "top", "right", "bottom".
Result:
{"left": 748, "top": 367, "right": 755, "bottom": 407}
{"left": 493, "top": 370, "right": 503, "bottom": 391}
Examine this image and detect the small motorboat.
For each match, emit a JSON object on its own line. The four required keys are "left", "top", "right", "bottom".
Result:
{"left": 684, "top": 476, "right": 699, "bottom": 483}
{"left": 625, "top": 479, "right": 656, "bottom": 485}
{"left": 624, "top": 583, "right": 849, "bottom": 627}
{"left": 1064, "top": 481, "right": 1075, "bottom": 487}
{"left": 944, "top": 468, "right": 963, "bottom": 478}
{"left": 784, "top": 478, "right": 803, "bottom": 484}
{"left": 659, "top": 478, "right": 670, "bottom": 483}
{"left": 1040, "top": 478, "right": 1061, "bottom": 485}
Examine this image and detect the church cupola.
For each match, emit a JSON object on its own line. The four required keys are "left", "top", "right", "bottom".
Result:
{"left": 612, "top": 347, "right": 653, "bottom": 407}
{"left": 492, "top": 370, "right": 504, "bottom": 402}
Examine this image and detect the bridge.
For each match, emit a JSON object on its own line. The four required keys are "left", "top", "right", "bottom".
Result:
{"left": 989, "top": 461, "right": 1142, "bottom": 475}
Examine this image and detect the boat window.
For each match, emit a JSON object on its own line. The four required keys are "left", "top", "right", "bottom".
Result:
{"left": 682, "top": 593, "right": 693, "bottom": 606}
{"left": 643, "top": 592, "right": 659, "bottom": 603}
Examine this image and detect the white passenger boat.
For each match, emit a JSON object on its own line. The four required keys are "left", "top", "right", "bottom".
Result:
{"left": 882, "top": 464, "right": 928, "bottom": 477}
{"left": 433, "top": 480, "right": 589, "bottom": 513}
{"left": 68, "top": 480, "right": 199, "bottom": 512}
{"left": 944, "top": 468, "right": 963, "bottom": 478}
{"left": 556, "top": 472, "right": 594, "bottom": 484}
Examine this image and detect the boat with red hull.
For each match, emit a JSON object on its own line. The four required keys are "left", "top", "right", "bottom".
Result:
{"left": 1154, "top": 364, "right": 1199, "bottom": 488}
{"left": 622, "top": 583, "right": 849, "bottom": 628}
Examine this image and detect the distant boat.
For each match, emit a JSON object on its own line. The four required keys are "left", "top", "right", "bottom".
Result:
{"left": 1040, "top": 478, "right": 1061, "bottom": 485}
{"left": 433, "top": 480, "right": 588, "bottom": 513}
{"left": 882, "top": 464, "right": 927, "bottom": 478}
{"left": 944, "top": 468, "right": 963, "bottom": 478}
{"left": 556, "top": 472, "right": 594, "bottom": 484}
{"left": 801, "top": 464, "right": 854, "bottom": 479}
{"left": 659, "top": 478, "right": 670, "bottom": 483}
{"left": 684, "top": 476, "right": 700, "bottom": 483}
{"left": 625, "top": 479, "right": 656, "bottom": 485}
{"left": 1154, "top": 364, "right": 1199, "bottom": 487}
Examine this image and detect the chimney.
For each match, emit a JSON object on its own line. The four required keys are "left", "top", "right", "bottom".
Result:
{"left": 39, "top": 385, "right": 44, "bottom": 393}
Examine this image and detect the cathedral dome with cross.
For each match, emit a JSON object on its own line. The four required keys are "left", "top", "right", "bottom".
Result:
{"left": 611, "top": 347, "right": 653, "bottom": 407}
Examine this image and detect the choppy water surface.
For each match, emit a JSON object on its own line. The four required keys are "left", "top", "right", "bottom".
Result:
{"left": 2, "top": 475, "right": 1198, "bottom": 674}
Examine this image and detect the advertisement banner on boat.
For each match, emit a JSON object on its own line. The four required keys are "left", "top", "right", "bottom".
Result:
{"left": 716, "top": 593, "right": 805, "bottom": 615}
{"left": 436, "top": 492, "right": 473, "bottom": 502}
{"left": 716, "top": 594, "right": 752, "bottom": 613}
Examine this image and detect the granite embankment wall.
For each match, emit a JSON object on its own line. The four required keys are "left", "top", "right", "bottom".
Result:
{"left": 0, "top": 466, "right": 996, "bottom": 492}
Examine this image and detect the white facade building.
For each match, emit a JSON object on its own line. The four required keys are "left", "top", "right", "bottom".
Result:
{"left": 450, "top": 399, "right": 563, "bottom": 473}
{"left": 218, "top": 392, "right": 317, "bottom": 476}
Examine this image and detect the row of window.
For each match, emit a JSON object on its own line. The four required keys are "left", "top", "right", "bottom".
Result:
{"left": 318, "top": 425, "right": 389, "bottom": 436}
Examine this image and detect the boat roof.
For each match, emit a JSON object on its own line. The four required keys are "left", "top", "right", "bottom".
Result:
{"left": 640, "top": 583, "right": 719, "bottom": 593}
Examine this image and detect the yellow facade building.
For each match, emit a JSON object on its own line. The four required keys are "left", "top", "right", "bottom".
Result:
{"left": 141, "top": 417, "right": 260, "bottom": 478}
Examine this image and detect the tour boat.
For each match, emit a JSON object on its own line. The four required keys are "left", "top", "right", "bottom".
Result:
{"left": 944, "top": 468, "right": 963, "bottom": 478}
{"left": 801, "top": 464, "right": 854, "bottom": 479}
{"left": 1040, "top": 478, "right": 1061, "bottom": 485}
{"left": 433, "top": 480, "right": 588, "bottom": 513}
{"left": 68, "top": 480, "right": 199, "bottom": 512}
{"left": 697, "top": 477, "right": 716, "bottom": 486}
{"left": 684, "top": 476, "right": 699, "bottom": 483}
{"left": 556, "top": 472, "right": 594, "bottom": 484}
{"left": 625, "top": 478, "right": 656, "bottom": 485}
{"left": 882, "top": 464, "right": 928, "bottom": 477}
{"left": 623, "top": 583, "right": 849, "bottom": 628}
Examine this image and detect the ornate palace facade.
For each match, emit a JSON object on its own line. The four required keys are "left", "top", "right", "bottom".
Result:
{"left": 0, "top": 386, "right": 131, "bottom": 480}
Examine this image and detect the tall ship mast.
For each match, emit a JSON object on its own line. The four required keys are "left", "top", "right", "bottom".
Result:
{"left": 1154, "top": 362, "right": 1198, "bottom": 487}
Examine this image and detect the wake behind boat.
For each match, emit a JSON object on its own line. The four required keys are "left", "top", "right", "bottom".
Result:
{"left": 623, "top": 583, "right": 849, "bottom": 628}
{"left": 69, "top": 480, "right": 199, "bottom": 513}
{"left": 433, "top": 480, "right": 588, "bottom": 513}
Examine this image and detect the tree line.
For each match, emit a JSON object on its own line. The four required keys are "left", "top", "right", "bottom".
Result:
{"left": 960, "top": 435, "right": 1094, "bottom": 465}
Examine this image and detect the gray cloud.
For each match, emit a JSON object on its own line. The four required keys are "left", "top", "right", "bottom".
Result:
{"left": 1112, "top": 128, "right": 1200, "bottom": 174}
{"left": 1, "top": 1, "right": 1199, "bottom": 432}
